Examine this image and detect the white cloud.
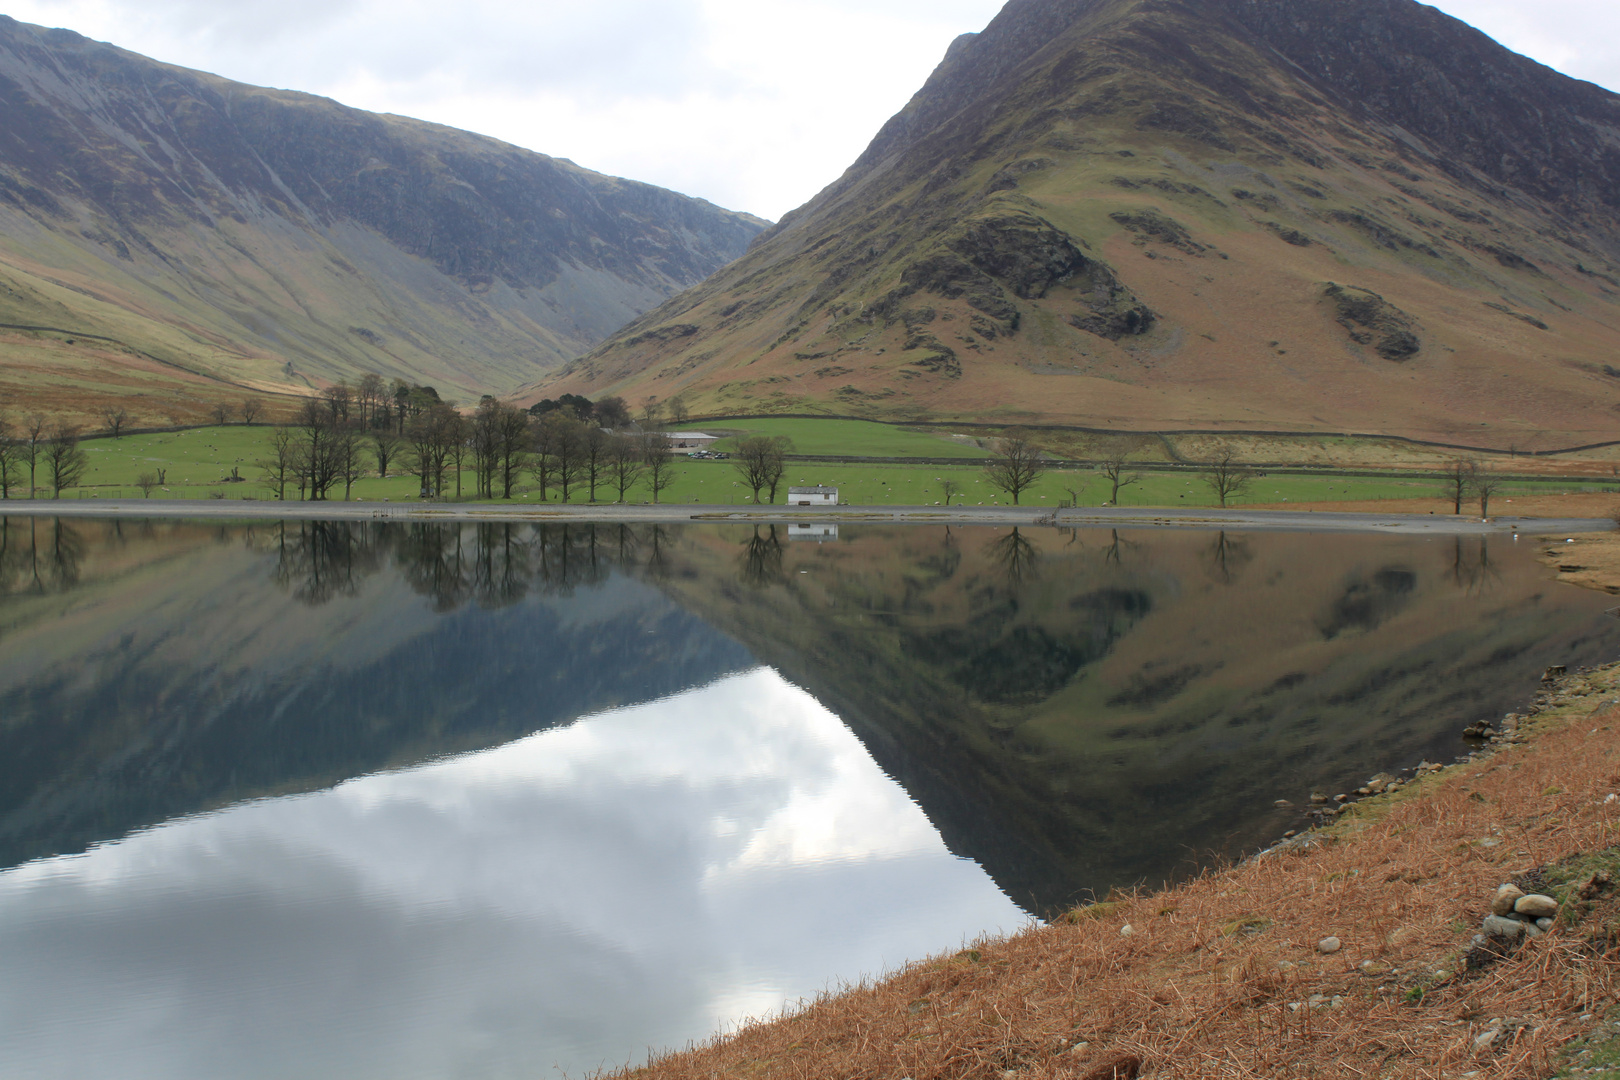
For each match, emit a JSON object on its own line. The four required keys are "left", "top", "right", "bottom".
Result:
{"left": 2, "top": 0, "right": 1615, "bottom": 220}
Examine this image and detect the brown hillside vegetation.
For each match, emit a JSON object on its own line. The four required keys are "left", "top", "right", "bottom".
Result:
{"left": 620, "top": 670, "right": 1620, "bottom": 1080}
{"left": 539, "top": 0, "right": 1620, "bottom": 448}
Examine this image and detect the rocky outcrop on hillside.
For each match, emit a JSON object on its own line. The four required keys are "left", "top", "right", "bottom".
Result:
{"left": 0, "top": 16, "right": 766, "bottom": 400}
{"left": 1322, "top": 283, "right": 1421, "bottom": 361}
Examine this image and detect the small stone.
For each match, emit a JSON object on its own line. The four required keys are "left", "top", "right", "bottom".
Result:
{"left": 1524, "top": 922, "right": 1545, "bottom": 939}
{"left": 1536, "top": 917, "right": 1555, "bottom": 932}
{"left": 1317, "top": 936, "right": 1342, "bottom": 954}
{"left": 1491, "top": 884, "right": 1525, "bottom": 916}
{"left": 1482, "top": 915, "right": 1525, "bottom": 939}
{"left": 1514, "top": 894, "right": 1558, "bottom": 919}
{"left": 1334, "top": 793, "right": 1349, "bottom": 803}
{"left": 1274, "top": 799, "right": 1294, "bottom": 808}
{"left": 1474, "top": 1023, "right": 1506, "bottom": 1054}
{"left": 1066, "top": 1041, "right": 1090, "bottom": 1056}
{"left": 1309, "top": 793, "right": 1328, "bottom": 805}
{"left": 1119, "top": 924, "right": 1135, "bottom": 937}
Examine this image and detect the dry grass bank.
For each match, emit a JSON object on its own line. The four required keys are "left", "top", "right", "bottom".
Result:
{"left": 621, "top": 671, "right": 1620, "bottom": 1080}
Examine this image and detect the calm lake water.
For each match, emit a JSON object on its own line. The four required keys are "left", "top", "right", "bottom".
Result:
{"left": 2, "top": 517, "right": 1616, "bottom": 1078}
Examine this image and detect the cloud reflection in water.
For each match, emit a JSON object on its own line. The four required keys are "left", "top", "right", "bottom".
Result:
{"left": 0, "top": 668, "right": 1024, "bottom": 1080}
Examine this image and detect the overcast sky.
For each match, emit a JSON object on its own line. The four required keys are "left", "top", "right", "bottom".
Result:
{"left": 4, "top": 0, "right": 1618, "bottom": 220}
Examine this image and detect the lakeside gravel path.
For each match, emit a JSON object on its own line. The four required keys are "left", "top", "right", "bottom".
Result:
{"left": 0, "top": 498, "right": 1610, "bottom": 534}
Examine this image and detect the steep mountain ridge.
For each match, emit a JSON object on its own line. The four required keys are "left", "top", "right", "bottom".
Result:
{"left": 0, "top": 16, "right": 767, "bottom": 412}
{"left": 541, "top": 0, "right": 1620, "bottom": 445}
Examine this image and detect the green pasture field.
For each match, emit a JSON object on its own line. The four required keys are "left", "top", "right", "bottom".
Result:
{"left": 702, "top": 417, "right": 988, "bottom": 459}
{"left": 14, "top": 424, "right": 1613, "bottom": 509}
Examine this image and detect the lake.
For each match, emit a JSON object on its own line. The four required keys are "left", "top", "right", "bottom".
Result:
{"left": 1, "top": 516, "right": 1614, "bottom": 1078}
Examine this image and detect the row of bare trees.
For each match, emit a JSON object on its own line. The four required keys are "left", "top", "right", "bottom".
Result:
{"left": 255, "top": 394, "right": 685, "bottom": 503}
{"left": 1443, "top": 459, "right": 1504, "bottom": 517}
{"left": 976, "top": 436, "right": 1516, "bottom": 515}
{"left": 95, "top": 398, "right": 268, "bottom": 439}
{"left": 0, "top": 414, "right": 88, "bottom": 498}
{"left": 978, "top": 433, "right": 1256, "bottom": 508}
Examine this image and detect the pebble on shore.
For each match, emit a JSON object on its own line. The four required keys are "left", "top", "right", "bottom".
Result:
{"left": 1317, "top": 937, "right": 1342, "bottom": 954}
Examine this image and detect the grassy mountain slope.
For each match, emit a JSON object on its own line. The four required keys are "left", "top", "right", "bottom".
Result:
{"left": 538, "top": 0, "right": 1620, "bottom": 445}
{"left": 0, "top": 17, "right": 767, "bottom": 415}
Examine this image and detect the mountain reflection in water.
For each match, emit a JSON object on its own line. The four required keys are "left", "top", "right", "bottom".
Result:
{"left": 1, "top": 516, "right": 1618, "bottom": 1077}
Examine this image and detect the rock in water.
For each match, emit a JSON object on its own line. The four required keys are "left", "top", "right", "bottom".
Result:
{"left": 1491, "top": 884, "right": 1526, "bottom": 916}
{"left": 1514, "top": 894, "right": 1559, "bottom": 919}
{"left": 1317, "top": 937, "right": 1342, "bottom": 954}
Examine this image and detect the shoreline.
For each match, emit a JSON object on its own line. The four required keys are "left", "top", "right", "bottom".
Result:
{"left": 622, "top": 663, "right": 1620, "bottom": 1080}
{"left": 0, "top": 497, "right": 1610, "bottom": 535}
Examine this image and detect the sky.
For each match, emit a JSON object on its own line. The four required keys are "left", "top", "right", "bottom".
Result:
{"left": 3, "top": 0, "right": 1618, "bottom": 221}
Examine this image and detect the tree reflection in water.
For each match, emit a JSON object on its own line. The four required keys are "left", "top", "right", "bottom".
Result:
{"left": 258, "top": 521, "right": 706, "bottom": 612}
{"left": 739, "top": 524, "right": 784, "bottom": 589}
{"left": 1204, "top": 531, "right": 1253, "bottom": 585}
{"left": 986, "top": 527, "right": 1038, "bottom": 588}
{"left": 1448, "top": 536, "right": 1500, "bottom": 595}
{"left": 0, "top": 517, "right": 85, "bottom": 596}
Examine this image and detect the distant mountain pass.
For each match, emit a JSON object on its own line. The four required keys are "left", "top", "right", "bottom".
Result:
{"left": 0, "top": 16, "right": 768, "bottom": 414}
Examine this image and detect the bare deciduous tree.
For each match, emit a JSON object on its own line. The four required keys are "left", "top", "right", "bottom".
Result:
{"left": 0, "top": 416, "right": 19, "bottom": 499}
{"left": 1475, "top": 465, "right": 1503, "bottom": 519}
{"left": 1201, "top": 452, "right": 1253, "bottom": 508}
{"left": 334, "top": 424, "right": 364, "bottom": 500}
{"left": 583, "top": 424, "right": 610, "bottom": 502}
{"left": 240, "top": 398, "right": 263, "bottom": 425}
{"left": 404, "top": 403, "right": 460, "bottom": 499}
{"left": 44, "top": 425, "right": 88, "bottom": 498}
{"left": 940, "top": 477, "right": 962, "bottom": 506}
{"left": 609, "top": 432, "right": 646, "bottom": 502}
{"left": 641, "top": 432, "right": 676, "bottom": 503}
{"left": 983, "top": 431, "right": 1046, "bottom": 505}
{"left": 260, "top": 427, "right": 299, "bottom": 500}
{"left": 1099, "top": 449, "right": 1142, "bottom": 506}
{"left": 370, "top": 429, "right": 400, "bottom": 478}
{"left": 1443, "top": 459, "right": 1477, "bottom": 515}
{"left": 732, "top": 436, "right": 792, "bottom": 503}
{"left": 322, "top": 381, "right": 352, "bottom": 424}
{"left": 667, "top": 395, "right": 690, "bottom": 426}
{"left": 210, "top": 401, "right": 234, "bottom": 426}
{"left": 593, "top": 395, "right": 631, "bottom": 430}
{"left": 23, "top": 413, "right": 46, "bottom": 498}
{"left": 495, "top": 403, "right": 531, "bottom": 499}
{"left": 356, "top": 373, "right": 386, "bottom": 427}
{"left": 136, "top": 472, "right": 159, "bottom": 498}
{"left": 640, "top": 396, "right": 664, "bottom": 431}
{"left": 532, "top": 411, "right": 586, "bottom": 502}
{"left": 102, "top": 405, "right": 130, "bottom": 438}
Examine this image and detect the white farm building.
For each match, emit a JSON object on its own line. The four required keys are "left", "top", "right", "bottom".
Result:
{"left": 787, "top": 486, "right": 839, "bottom": 507}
